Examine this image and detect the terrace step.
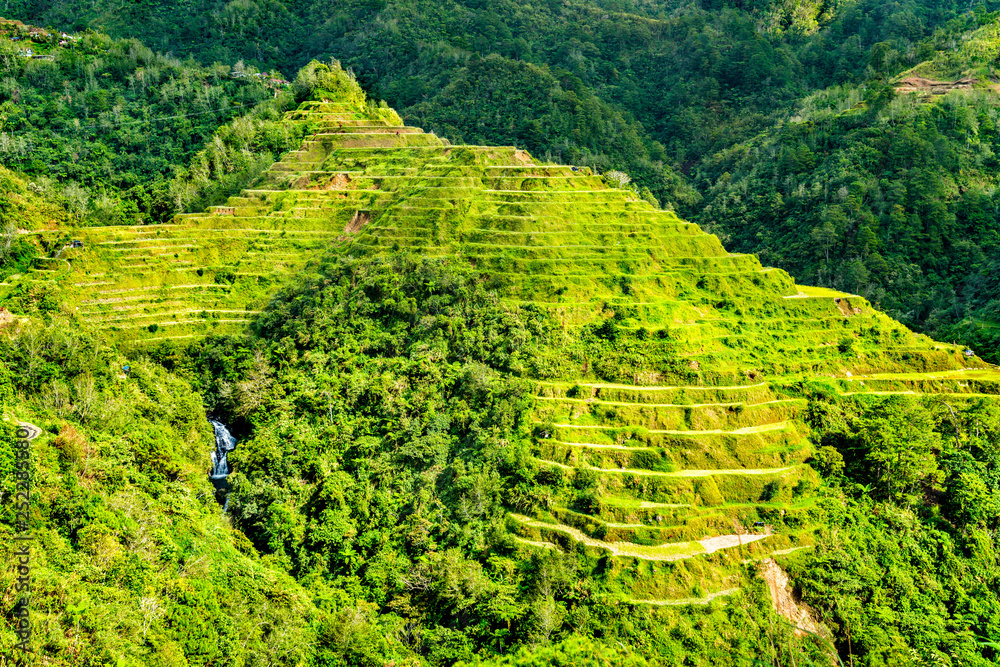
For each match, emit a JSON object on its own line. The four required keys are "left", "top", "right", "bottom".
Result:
{"left": 510, "top": 514, "right": 772, "bottom": 562}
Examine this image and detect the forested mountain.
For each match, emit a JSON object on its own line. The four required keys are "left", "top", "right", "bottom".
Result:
{"left": 691, "top": 12, "right": 1000, "bottom": 361}
{"left": 696, "top": 79, "right": 1000, "bottom": 359}
{"left": 0, "top": 23, "right": 283, "bottom": 226}
{"left": 3, "top": 59, "right": 1000, "bottom": 665}
{"left": 9, "top": 0, "right": 994, "bottom": 206}
{"left": 0, "top": 320, "right": 323, "bottom": 663}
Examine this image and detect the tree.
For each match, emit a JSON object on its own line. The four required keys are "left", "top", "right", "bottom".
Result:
{"left": 946, "top": 471, "right": 998, "bottom": 527}
{"left": 604, "top": 170, "right": 631, "bottom": 189}
{"left": 857, "top": 398, "right": 941, "bottom": 502}
{"left": 0, "top": 221, "right": 16, "bottom": 263}
{"left": 810, "top": 219, "right": 837, "bottom": 277}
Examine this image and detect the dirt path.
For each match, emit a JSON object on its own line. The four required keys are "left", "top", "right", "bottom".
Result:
{"left": 601, "top": 498, "right": 692, "bottom": 509}
{"left": 512, "top": 513, "right": 705, "bottom": 560}
{"left": 560, "top": 440, "right": 647, "bottom": 451}
{"left": 536, "top": 396, "right": 801, "bottom": 409}
{"left": 512, "top": 536, "right": 558, "bottom": 550}
{"left": 741, "top": 544, "right": 815, "bottom": 565}
{"left": 701, "top": 534, "right": 770, "bottom": 553}
{"left": 552, "top": 420, "right": 792, "bottom": 435}
{"left": 17, "top": 422, "right": 41, "bottom": 440}
{"left": 602, "top": 520, "right": 649, "bottom": 528}
{"left": 539, "top": 381, "right": 769, "bottom": 391}
{"left": 511, "top": 514, "right": 771, "bottom": 561}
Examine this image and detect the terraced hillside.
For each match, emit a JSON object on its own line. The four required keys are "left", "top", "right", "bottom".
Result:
{"left": 4, "top": 93, "right": 407, "bottom": 342}
{"left": 7, "top": 63, "right": 1000, "bottom": 608}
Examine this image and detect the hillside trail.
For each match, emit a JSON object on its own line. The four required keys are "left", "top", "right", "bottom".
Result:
{"left": 539, "top": 396, "right": 802, "bottom": 408}
{"left": 511, "top": 513, "right": 770, "bottom": 561}
{"left": 629, "top": 588, "right": 740, "bottom": 606}
{"left": 552, "top": 381, "right": 770, "bottom": 391}
{"left": 552, "top": 420, "right": 792, "bottom": 435}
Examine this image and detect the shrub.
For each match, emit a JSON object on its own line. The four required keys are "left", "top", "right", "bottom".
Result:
{"left": 53, "top": 424, "right": 87, "bottom": 465}
{"left": 697, "top": 477, "right": 724, "bottom": 506}
{"left": 604, "top": 170, "right": 631, "bottom": 189}
{"left": 812, "top": 445, "right": 845, "bottom": 478}
{"left": 572, "top": 491, "right": 602, "bottom": 515}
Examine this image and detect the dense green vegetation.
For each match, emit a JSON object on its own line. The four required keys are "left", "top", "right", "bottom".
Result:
{"left": 8, "top": 0, "right": 998, "bottom": 201}
{"left": 165, "top": 254, "right": 836, "bottom": 666}
{"left": 0, "top": 254, "right": 835, "bottom": 665}
{"left": 789, "top": 389, "right": 1000, "bottom": 666}
{"left": 0, "top": 165, "right": 65, "bottom": 281}
{"left": 5, "top": 247, "right": 1000, "bottom": 664}
{"left": 792, "top": 496, "right": 1000, "bottom": 667}
{"left": 696, "top": 78, "right": 1000, "bottom": 361}
{"left": 0, "top": 26, "right": 280, "bottom": 225}
{"left": 404, "top": 55, "right": 697, "bottom": 209}
{"left": 0, "top": 319, "right": 322, "bottom": 664}
{"left": 3, "top": 5, "right": 1000, "bottom": 664}
{"left": 666, "top": 9, "right": 1000, "bottom": 361}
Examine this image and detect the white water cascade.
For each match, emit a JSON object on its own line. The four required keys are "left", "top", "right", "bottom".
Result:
{"left": 209, "top": 419, "right": 237, "bottom": 508}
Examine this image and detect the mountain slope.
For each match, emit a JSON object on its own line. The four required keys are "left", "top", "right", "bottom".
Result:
{"left": 11, "top": 0, "right": 991, "bottom": 209}
{"left": 4, "top": 59, "right": 1000, "bottom": 665}
{"left": 693, "top": 13, "right": 1000, "bottom": 363}
{"left": 0, "top": 322, "right": 322, "bottom": 664}
{"left": 10, "top": 1, "right": 1000, "bottom": 361}
{"left": 0, "top": 19, "right": 282, "bottom": 226}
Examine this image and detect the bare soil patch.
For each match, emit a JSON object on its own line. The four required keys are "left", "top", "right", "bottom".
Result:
{"left": 895, "top": 75, "right": 980, "bottom": 95}
{"left": 699, "top": 533, "right": 769, "bottom": 553}
{"left": 759, "top": 557, "right": 829, "bottom": 639}
{"left": 344, "top": 210, "right": 371, "bottom": 234}
{"left": 834, "top": 297, "right": 861, "bottom": 316}
{"left": 320, "top": 173, "right": 353, "bottom": 190}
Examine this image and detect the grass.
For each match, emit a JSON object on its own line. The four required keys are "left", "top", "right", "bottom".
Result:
{"left": 510, "top": 513, "right": 711, "bottom": 560}
{"left": 626, "top": 587, "right": 741, "bottom": 606}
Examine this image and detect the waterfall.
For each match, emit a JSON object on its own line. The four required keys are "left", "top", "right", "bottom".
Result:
{"left": 208, "top": 419, "right": 237, "bottom": 508}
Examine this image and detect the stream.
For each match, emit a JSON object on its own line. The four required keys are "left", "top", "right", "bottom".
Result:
{"left": 209, "top": 419, "right": 236, "bottom": 510}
